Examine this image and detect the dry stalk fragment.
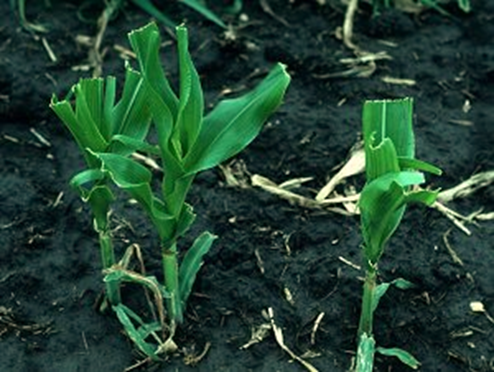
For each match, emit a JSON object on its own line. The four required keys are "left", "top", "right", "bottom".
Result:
{"left": 310, "top": 312, "right": 325, "bottom": 345}
{"left": 268, "top": 308, "right": 319, "bottom": 372}
{"left": 438, "top": 171, "right": 494, "bottom": 203}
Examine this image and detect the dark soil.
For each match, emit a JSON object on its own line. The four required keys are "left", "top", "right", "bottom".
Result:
{"left": 1, "top": 1, "right": 493, "bottom": 371}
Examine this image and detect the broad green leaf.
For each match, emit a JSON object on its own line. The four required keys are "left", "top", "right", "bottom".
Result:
{"left": 363, "top": 98, "right": 414, "bottom": 159}
{"left": 110, "top": 66, "right": 152, "bottom": 155}
{"left": 179, "top": 0, "right": 227, "bottom": 28}
{"left": 113, "top": 304, "right": 160, "bottom": 360}
{"left": 376, "top": 346, "right": 420, "bottom": 369}
{"left": 128, "top": 23, "right": 179, "bottom": 125}
{"left": 129, "top": 24, "right": 181, "bottom": 161}
{"left": 179, "top": 231, "right": 216, "bottom": 304}
{"left": 363, "top": 98, "right": 414, "bottom": 181}
{"left": 162, "top": 171, "right": 193, "bottom": 220}
{"left": 183, "top": 63, "right": 290, "bottom": 174}
{"left": 366, "top": 136, "right": 400, "bottom": 181}
{"left": 52, "top": 70, "right": 153, "bottom": 161}
{"left": 91, "top": 151, "right": 174, "bottom": 239}
{"left": 360, "top": 171, "right": 437, "bottom": 263}
{"left": 50, "top": 92, "right": 107, "bottom": 167}
{"left": 175, "top": 26, "right": 204, "bottom": 157}
{"left": 149, "top": 89, "right": 177, "bottom": 164}
{"left": 355, "top": 333, "right": 375, "bottom": 372}
{"left": 77, "top": 78, "right": 105, "bottom": 139}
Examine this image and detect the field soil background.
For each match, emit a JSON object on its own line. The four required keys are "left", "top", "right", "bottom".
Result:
{"left": 1, "top": 1, "right": 494, "bottom": 371}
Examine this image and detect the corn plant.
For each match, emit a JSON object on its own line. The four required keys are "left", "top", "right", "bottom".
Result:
{"left": 51, "top": 22, "right": 290, "bottom": 359}
{"left": 50, "top": 63, "right": 152, "bottom": 307}
{"left": 355, "top": 98, "right": 442, "bottom": 371}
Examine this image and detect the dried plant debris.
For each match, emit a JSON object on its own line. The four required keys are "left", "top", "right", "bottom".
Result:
{"left": 438, "top": 171, "right": 494, "bottom": 203}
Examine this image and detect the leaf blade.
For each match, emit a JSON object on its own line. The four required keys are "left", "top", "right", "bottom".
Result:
{"left": 179, "top": 231, "right": 216, "bottom": 305}
{"left": 376, "top": 346, "right": 420, "bottom": 369}
{"left": 183, "top": 63, "right": 290, "bottom": 174}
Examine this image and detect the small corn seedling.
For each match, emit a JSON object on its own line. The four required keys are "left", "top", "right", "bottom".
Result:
{"left": 50, "top": 63, "right": 152, "bottom": 308}
{"left": 51, "top": 22, "right": 290, "bottom": 359}
{"left": 354, "top": 98, "right": 442, "bottom": 371}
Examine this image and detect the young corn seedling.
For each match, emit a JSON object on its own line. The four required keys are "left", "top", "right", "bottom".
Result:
{"left": 50, "top": 63, "right": 152, "bottom": 308}
{"left": 355, "top": 98, "right": 442, "bottom": 371}
{"left": 52, "top": 22, "right": 290, "bottom": 359}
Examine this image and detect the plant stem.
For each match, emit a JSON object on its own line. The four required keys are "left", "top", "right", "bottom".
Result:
{"left": 355, "top": 263, "right": 378, "bottom": 372}
{"left": 162, "top": 241, "right": 181, "bottom": 323}
{"left": 357, "top": 263, "right": 377, "bottom": 339}
{"left": 99, "top": 230, "right": 121, "bottom": 306}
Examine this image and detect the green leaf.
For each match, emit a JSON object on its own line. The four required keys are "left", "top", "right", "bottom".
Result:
{"left": 376, "top": 346, "right": 420, "bottom": 369}
{"left": 75, "top": 79, "right": 106, "bottom": 140}
{"left": 179, "top": 0, "right": 227, "bottom": 28}
{"left": 372, "top": 283, "right": 390, "bottom": 313}
{"left": 109, "top": 134, "right": 159, "bottom": 155}
{"left": 175, "top": 26, "right": 204, "bottom": 157}
{"left": 69, "top": 169, "right": 114, "bottom": 231}
{"left": 398, "top": 157, "right": 442, "bottom": 176}
{"left": 223, "top": 0, "right": 243, "bottom": 14}
{"left": 50, "top": 92, "right": 107, "bottom": 168}
{"left": 363, "top": 98, "right": 414, "bottom": 157}
{"left": 363, "top": 98, "right": 414, "bottom": 181}
{"left": 128, "top": 23, "right": 179, "bottom": 126}
{"left": 175, "top": 203, "right": 196, "bottom": 239}
{"left": 69, "top": 169, "right": 106, "bottom": 191}
{"left": 366, "top": 137, "right": 401, "bottom": 181}
{"left": 86, "top": 186, "right": 115, "bottom": 232}
{"left": 103, "top": 76, "right": 117, "bottom": 140}
{"left": 110, "top": 65, "right": 152, "bottom": 155}
{"left": 129, "top": 24, "right": 183, "bottom": 164}
{"left": 91, "top": 151, "right": 174, "bottom": 239}
{"left": 113, "top": 304, "right": 160, "bottom": 361}
{"left": 355, "top": 333, "right": 375, "bottom": 372}
{"left": 391, "top": 278, "right": 415, "bottom": 290}
{"left": 183, "top": 63, "right": 290, "bottom": 174}
{"left": 372, "top": 278, "right": 415, "bottom": 313}
{"left": 179, "top": 231, "right": 216, "bottom": 305}
{"left": 421, "top": 0, "right": 451, "bottom": 16}
{"left": 360, "top": 171, "right": 438, "bottom": 263}
{"left": 457, "top": 0, "right": 471, "bottom": 12}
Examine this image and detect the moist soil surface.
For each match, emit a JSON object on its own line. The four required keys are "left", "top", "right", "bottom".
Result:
{"left": 1, "top": 1, "right": 493, "bottom": 371}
